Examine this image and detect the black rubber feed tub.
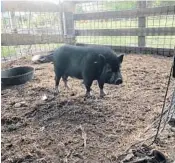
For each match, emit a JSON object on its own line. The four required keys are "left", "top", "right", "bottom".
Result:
{"left": 1, "top": 66, "right": 34, "bottom": 86}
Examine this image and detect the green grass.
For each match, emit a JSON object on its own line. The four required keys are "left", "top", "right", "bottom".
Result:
{"left": 1, "top": 43, "right": 63, "bottom": 58}
{"left": 75, "top": 19, "right": 138, "bottom": 29}
{"left": 76, "top": 36, "right": 138, "bottom": 46}
{"left": 146, "top": 36, "right": 175, "bottom": 49}
{"left": 1, "top": 46, "right": 16, "bottom": 57}
{"left": 76, "top": 36, "right": 175, "bottom": 49}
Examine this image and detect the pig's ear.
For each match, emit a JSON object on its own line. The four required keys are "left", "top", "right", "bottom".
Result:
{"left": 118, "top": 54, "right": 124, "bottom": 63}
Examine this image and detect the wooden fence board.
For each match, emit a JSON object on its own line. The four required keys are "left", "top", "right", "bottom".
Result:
{"left": 74, "top": 5, "right": 175, "bottom": 20}
{"left": 76, "top": 43, "right": 174, "bottom": 56}
{"left": 75, "top": 27, "right": 175, "bottom": 36}
{"left": 1, "top": 33, "right": 74, "bottom": 46}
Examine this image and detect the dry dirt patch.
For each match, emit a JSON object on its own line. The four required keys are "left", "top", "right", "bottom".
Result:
{"left": 1, "top": 54, "right": 174, "bottom": 162}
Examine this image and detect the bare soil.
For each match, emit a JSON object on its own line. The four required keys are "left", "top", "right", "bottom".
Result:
{"left": 1, "top": 54, "right": 175, "bottom": 163}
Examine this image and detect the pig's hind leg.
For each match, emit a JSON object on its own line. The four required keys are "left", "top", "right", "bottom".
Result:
{"left": 83, "top": 77, "right": 93, "bottom": 97}
{"left": 62, "top": 75, "right": 70, "bottom": 90}
{"left": 54, "top": 67, "right": 64, "bottom": 94}
{"left": 54, "top": 75, "right": 61, "bottom": 94}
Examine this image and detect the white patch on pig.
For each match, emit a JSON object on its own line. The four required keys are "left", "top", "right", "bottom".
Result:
{"left": 32, "top": 55, "right": 41, "bottom": 62}
{"left": 32, "top": 54, "right": 46, "bottom": 63}
{"left": 94, "top": 61, "right": 98, "bottom": 64}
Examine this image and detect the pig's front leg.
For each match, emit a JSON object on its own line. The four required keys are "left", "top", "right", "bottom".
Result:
{"left": 97, "top": 80, "right": 106, "bottom": 97}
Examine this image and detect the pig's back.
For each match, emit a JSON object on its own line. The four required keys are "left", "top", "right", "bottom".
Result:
{"left": 53, "top": 45, "right": 117, "bottom": 66}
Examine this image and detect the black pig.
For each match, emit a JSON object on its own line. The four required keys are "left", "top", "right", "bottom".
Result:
{"left": 53, "top": 45, "right": 124, "bottom": 97}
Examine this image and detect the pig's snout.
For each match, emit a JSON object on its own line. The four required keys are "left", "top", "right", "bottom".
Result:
{"left": 115, "top": 78, "right": 122, "bottom": 85}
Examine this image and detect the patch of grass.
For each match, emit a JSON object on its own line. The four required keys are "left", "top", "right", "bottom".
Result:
{"left": 146, "top": 36, "right": 175, "bottom": 49}
{"left": 76, "top": 36, "right": 175, "bottom": 49}
{"left": 76, "top": 36, "right": 138, "bottom": 46}
{"left": 1, "top": 46, "right": 17, "bottom": 58}
{"left": 1, "top": 43, "right": 63, "bottom": 58}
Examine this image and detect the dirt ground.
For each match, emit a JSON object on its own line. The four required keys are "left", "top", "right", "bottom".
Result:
{"left": 1, "top": 54, "right": 175, "bottom": 163}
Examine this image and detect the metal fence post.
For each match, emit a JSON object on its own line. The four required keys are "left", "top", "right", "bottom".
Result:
{"left": 138, "top": 1, "right": 146, "bottom": 48}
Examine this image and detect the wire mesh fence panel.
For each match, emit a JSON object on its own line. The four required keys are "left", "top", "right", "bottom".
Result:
{"left": 75, "top": 1, "right": 139, "bottom": 48}
{"left": 1, "top": 1, "right": 67, "bottom": 62}
{"left": 146, "top": 2, "right": 175, "bottom": 51}
{"left": 74, "top": 1, "right": 175, "bottom": 56}
{"left": 1, "top": 1, "right": 175, "bottom": 62}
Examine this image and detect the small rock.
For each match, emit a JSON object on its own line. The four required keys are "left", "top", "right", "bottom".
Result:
{"left": 20, "top": 101, "right": 27, "bottom": 107}
{"left": 40, "top": 126, "right": 45, "bottom": 131}
{"left": 122, "top": 152, "right": 134, "bottom": 162}
{"left": 170, "top": 127, "right": 175, "bottom": 132}
{"left": 10, "top": 101, "right": 15, "bottom": 105}
{"left": 14, "top": 103, "right": 21, "bottom": 108}
{"left": 42, "top": 94, "right": 47, "bottom": 101}
{"left": 14, "top": 101, "right": 27, "bottom": 107}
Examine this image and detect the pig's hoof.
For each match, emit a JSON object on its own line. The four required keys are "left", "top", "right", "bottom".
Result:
{"left": 100, "top": 94, "right": 105, "bottom": 98}
{"left": 54, "top": 92, "right": 59, "bottom": 96}
{"left": 65, "top": 85, "right": 70, "bottom": 90}
{"left": 100, "top": 90, "right": 106, "bottom": 98}
{"left": 54, "top": 89, "right": 59, "bottom": 95}
{"left": 85, "top": 92, "right": 91, "bottom": 98}
{"left": 84, "top": 95, "right": 95, "bottom": 101}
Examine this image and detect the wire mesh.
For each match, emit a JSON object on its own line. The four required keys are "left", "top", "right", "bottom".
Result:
{"left": 146, "top": 2, "right": 175, "bottom": 50}
{"left": 1, "top": 1, "right": 64, "bottom": 62}
{"left": 75, "top": 1, "right": 139, "bottom": 48}
{"left": 1, "top": 1, "right": 175, "bottom": 62}
{"left": 75, "top": 1, "right": 175, "bottom": 55}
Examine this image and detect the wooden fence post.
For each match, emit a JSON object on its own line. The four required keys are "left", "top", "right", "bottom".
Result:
{"left": 62, "top": 1, "right": 76, "bottom": 44}
{"left": 138, "top": 1, "right": 146, "bottom": 47}
{"left": 10, "top": 12, "right": 17, "bottom": 33}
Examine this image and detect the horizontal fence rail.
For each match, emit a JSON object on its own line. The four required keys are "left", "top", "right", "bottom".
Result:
{"left": 74, "top": 5, "right": 175, "bottom": 20}
{"left": 75, "top": 27, "right": 175, "bottom": 36}
{"left": 76, "top": 43, "right": 174, "bottom": 56}
{"left": 1, "top": 34, "right": 74, "bottom": 46}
